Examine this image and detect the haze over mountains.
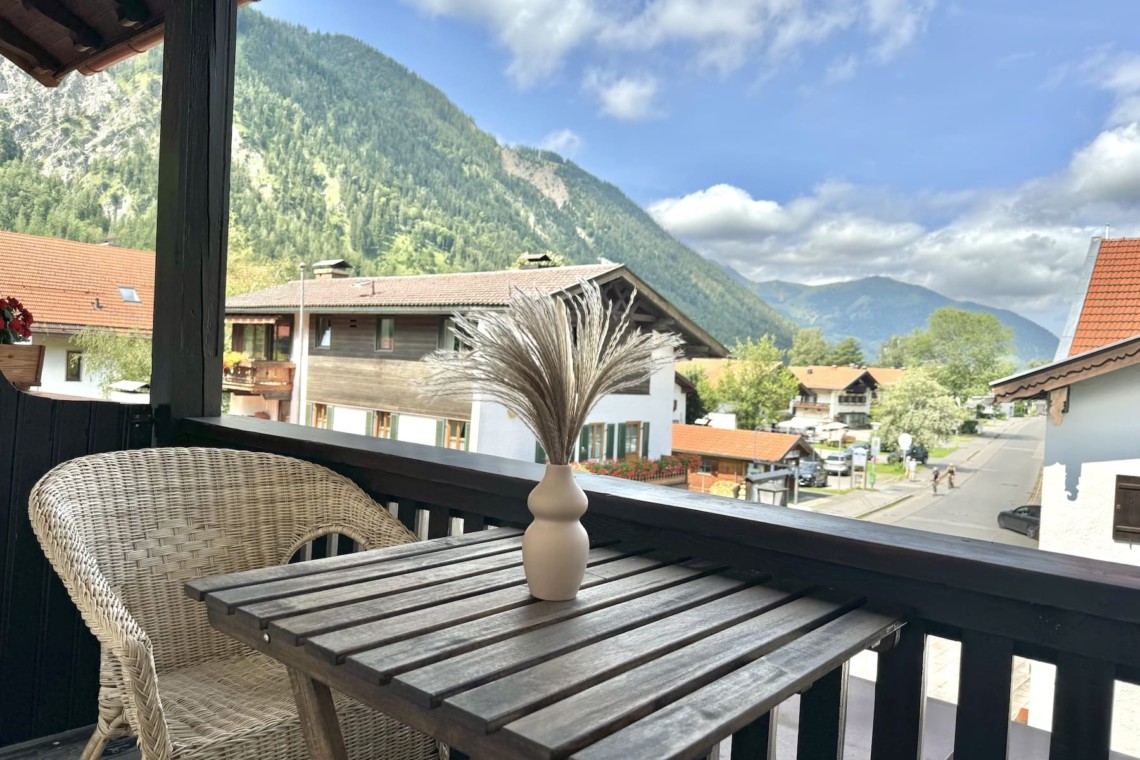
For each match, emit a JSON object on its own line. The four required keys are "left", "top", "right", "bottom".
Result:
{"left": 723, "top": 267, "right": 1059, "bottom": 366}
{"left": 0, "top": 10, "right": 795, "bottom": 347}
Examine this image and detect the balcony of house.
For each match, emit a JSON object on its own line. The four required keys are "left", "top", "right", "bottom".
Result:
{"left": 221, "top": 359, "right": 296, "bottom": 398}
{"left": 792, "top": 400, "right": 831, "bottom": 416}
{"left": 6, "top": 375, "right": 1140, "bottom": 760}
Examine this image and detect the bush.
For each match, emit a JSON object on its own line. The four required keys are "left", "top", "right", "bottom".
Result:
{"left": 959, "top": 419, "right": 979, "bottom": 434}
{"left": 572, "top": 452, "right": 700, "bottom": 481}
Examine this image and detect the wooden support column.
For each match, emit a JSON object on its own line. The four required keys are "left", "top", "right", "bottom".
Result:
{"left": 151, "top": 0, "right": 237, "bottom": 443}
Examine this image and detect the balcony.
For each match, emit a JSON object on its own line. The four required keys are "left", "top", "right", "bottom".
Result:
{"left": 793, "top": 401, "right": 831, "bottom": 416}
{"left": 222, "top": 360, "right": 295, "bottom": 399}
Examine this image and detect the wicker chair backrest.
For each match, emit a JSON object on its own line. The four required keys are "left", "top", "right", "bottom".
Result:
{"left": 31, "top": 447, "right": 417, "bottom": 673}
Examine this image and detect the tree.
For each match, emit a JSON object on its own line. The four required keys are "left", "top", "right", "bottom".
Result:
{"left": 827, "top": 337, "right": 864, "bottom": 366}
{"left": 872, "top": 368, "right": 965, "bottom": 449}
{"left": 900, "top": 308, "right": 1016, "bottom": 400}
{"left": 678, "top": 366, "right": 713, "bottom": 425}
{"left": 789, "top": 328, "right": 830, "bottom": 365}
{"left": 712, "top": 336, "right": 802, "bottom": 430}
{"left": 876, "top": 335, "right": 908, "bottom": 368}
{"left": 72, "top": 328, "right": 152, "bottom": 396}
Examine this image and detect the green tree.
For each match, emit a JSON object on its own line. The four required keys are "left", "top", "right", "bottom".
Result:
{"left": 827, "top": 337, "right": 864, "bottom": 366}
{"left": 876, "top": 335, "right": 908, "bottom": 368}
{"left": 872, "top": 368, "right": 965, "bottom": 449}
{"left": 72, "top": 328, "right": 152, "bottom": 396}
{"left": 899, "top": 308, "right": 1016, "bottom": 400}
{"left": 713, "top": 336, "right": 801, "bottom": 429}
{"left": 678, "top": 366, "right": 713, "bottom": 425}
{"left": 789, "top": 328, "right": 830, "bottom": 365}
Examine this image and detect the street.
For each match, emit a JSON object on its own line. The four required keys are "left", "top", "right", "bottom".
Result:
{"left": 869, "top": 415, "right": 1044, "bottom": 546}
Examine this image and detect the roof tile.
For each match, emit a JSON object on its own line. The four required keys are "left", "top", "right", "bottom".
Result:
{"left": 1070, "top": 238, "right": 1140, "bottom": 356}
{"left": 671, "top": 424, "right": 807, "bottom": 461}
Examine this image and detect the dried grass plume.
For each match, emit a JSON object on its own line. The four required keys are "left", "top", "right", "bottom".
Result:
{"left": 423, "top": 280, "right": 683, "bottom": 464}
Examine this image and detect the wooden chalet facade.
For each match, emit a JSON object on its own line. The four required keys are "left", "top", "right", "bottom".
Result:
{"left": 2, "top": 2, "right": 1140, "bottom": 758}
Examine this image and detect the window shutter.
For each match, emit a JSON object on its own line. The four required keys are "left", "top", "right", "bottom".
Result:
{"left": 535, "top": 440, "right": 546, "bottom": 464}
{"left": 605, "top": 424, "right": 615, "bottom": 459}
{"left": 305, "top": 403, "right": 313, "bottom": 426}
{"left": 641, "top": 421, "right": 650, "bottom": 457}
{"left": 365, "top": 410, "right": 375, "bottom": 436}
{"left": 390, "top": 413, "right": 399, "bottom": 440}
{"left": 435, "top": 419, "right": 445, "bottom": 447}
{"left": 616, "top": 424, "right": 627, "bottom": 458}
{"left": 579, "top": 427, "right": 590, "bottom": 462}
{"left": 326, "top": 406, "right": 335, "bottom": 430}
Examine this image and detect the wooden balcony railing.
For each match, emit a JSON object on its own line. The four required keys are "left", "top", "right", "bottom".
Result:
{"left": 793, "top": 401, "right": 830, "bottom": 415}
{"left": 179, "top": 415, "right": 1140, "bottom": 760}
{"left": 222, "top": 360, "right": 295, "bottom": 397}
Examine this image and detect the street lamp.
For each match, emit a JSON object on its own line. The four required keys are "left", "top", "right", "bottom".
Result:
{"left": 295, "top": 262, "right": 307, "bottom": 425}
{"left": 869, "top": 421, "right": 882, "bottom": 489}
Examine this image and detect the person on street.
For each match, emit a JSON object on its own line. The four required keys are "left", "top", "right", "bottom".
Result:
{"left": 932, "top": 467, "right": 941, "bottom": 495}
{"left": 946, "top": 464, "right": 957, "bottom": 489}
{"left": 905, "top": 455, "right": 916, "bottom": 481}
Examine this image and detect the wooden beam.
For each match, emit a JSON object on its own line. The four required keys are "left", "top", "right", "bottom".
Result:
{"left": 112, "top": 0, "right": 149, "bottom": 27}
{"left": 151, "top": 0, "right": 237, "bottom": 444}
{"left": 0, "top": 17, "right": 61, "bottom": 72}
{"left": 22, "top": 0, "right": 103, "bottom": 52}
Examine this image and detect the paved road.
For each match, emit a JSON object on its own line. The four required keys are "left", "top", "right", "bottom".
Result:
{"left": 870, "top": 416, "right": 1045, "bottom": 546}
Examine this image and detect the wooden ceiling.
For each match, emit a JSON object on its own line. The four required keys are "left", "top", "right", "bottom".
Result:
{"left": 0, "top": 0, "right": 253, "bottom": 87}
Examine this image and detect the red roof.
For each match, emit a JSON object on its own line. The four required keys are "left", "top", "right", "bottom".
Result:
{"left": 1069, "top": 238, "right": 1140, "bottom": 356}
{"left": 0, "top": 230, "right": 153, "bottom": 333}
{"left": 672, "top": 424, "right": 809, "bottom": 462}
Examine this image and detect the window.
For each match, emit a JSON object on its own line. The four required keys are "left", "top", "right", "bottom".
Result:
{"left": 317, "top": 317, "right": 332, "bottom": 348}
{"left": 310, "top": 403, "right": 329, "bottom": 429}
{"left": 65, "top": 351, "right": 82, "bottom": 382}
{"left": 373, "top": 411, "right": 392, "bottom": 439}
{"left": 375, "top": 317, "right": 395, "bottom": 351}
{"left": 839, "top": 394, "right": 866, "bottom": 404}
{"left": 444, "top": 419, "right": 468, "bottom": 450}
{"left": 439, "top": 318, "right": 469, "bottom": 352}
{"left": 587, "top": 423, "right": 606, "bottom": 460}
{"left": 117, "top": 286, "right": 141, "bottom": 303}
{"left": 274, "top": 323, "right": 292, "bottom": 361}
{"left": 1114, "top": 475, "right": 1140, "bottom": 542}
{"left": 624, "top": 421, "right": 641, "bottom": 457}
{"left": 243, "top": 324, "right": 268, "bottom": 359}
{"left": 699, "top": 458, "right": 713, "bottom": 474}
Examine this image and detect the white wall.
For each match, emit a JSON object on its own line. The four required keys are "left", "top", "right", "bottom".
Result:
{"left": 331, "top": 406, "right": 370, "bottom": 436}
{"left": 394, "top": 413, "right": 438, "bottom": 447}
{"left": 32, "top": 334, "right": 104, "bottom": 398}
{"left": 672, "top": 383, "right": 687, "bottom": 424}
{"left": 230, "top": 394, "right": 275, "bottom": 418}
{"left": 1027, "top": 362, "right": 1140, "bottom": 755}
{"left": 471, "top": 357, "right": 676, "bottom": 463}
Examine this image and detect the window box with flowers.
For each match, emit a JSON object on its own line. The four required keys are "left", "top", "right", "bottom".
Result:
{"left": 0, "top": 296, "right": 42, "bottom": 389}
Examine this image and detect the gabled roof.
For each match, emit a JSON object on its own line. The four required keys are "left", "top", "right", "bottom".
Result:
{"left": 229, "top": 263, "right": 728, "bottom": 357}
{"left": 0, "top": 230, "right": 153, "bottom": 333}
{"left": 675, "top": 358, "right": 733, "bottom": 387}
{"left": 1058, "top": 237, "right": 1140, "bottom": 358}
{"left": 671, "top": 424, "right": 810, "bottom": 462}
{"left": 865, "top": 367, "right": 906, "bottom": 386}
{"left": 991, "top": 333, "right": 1140, "bottom": 402}
{"left": 789, "top": 366, "right": 876, "bottom": 391}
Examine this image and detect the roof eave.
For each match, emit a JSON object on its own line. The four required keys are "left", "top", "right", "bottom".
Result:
{"left": 990, "top": 333, "right": 1140, "bottom": 402}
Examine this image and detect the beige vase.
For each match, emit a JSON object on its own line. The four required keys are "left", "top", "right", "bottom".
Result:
{"left": 523, "top": 463, "right": 589, "bottom": 600}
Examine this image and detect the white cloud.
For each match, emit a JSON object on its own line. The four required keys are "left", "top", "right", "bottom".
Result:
{"left": 538, "top": 128, "right": 584, "bottom": 156}
{"left": 583, "top": 70, "right": 661, "bottom": 121}
{"left": 826, "top": 55, "right": 860, "bottom": 83}
{"left": 401, "top": 0, "right": 936, "bottom": 94}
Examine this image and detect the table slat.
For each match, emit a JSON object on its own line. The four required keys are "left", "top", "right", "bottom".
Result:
{"left": 568, "top": 608, "right": 902, "bottom": 760}
{"left": 390, "top": 573, "right": 770, "bottom": 708}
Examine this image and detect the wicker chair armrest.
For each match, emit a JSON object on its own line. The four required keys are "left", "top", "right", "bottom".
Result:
{"left": 29, "top": 486, "right": 174, "bottom": 759}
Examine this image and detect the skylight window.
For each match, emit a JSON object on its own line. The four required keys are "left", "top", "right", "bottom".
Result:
{"left": 118, "top": 286, "right": 141, "bottom": 303}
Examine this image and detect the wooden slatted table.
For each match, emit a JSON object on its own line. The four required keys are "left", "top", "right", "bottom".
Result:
{"left": 188, "top": 528, "right": 904, "bottom": 760}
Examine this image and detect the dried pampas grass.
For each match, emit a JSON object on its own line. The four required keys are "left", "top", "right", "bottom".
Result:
{"left": 423, "top": 280, "right": 683, "bottom": 465}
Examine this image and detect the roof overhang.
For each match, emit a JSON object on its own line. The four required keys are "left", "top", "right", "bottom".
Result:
{"left": 990, "top": 334, "right": 1140, "bottom": 403}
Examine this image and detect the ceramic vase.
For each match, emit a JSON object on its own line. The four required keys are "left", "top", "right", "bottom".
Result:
{"left": 523, "top": 463, "right": 589, "bottom": 600}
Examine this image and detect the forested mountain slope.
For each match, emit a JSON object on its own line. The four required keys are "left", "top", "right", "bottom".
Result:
{"left": 0, "top": 10, "right": 795, "bottom": 345}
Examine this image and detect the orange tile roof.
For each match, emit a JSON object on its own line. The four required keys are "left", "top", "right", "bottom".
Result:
{"left": 0, "top": 230, "right": 153, "bottom": 333}
{"left": 865, "top": 367, "right": 906, "bottom": 386}
{"left": 675, "top": 358, "right": 734, "bottom": 387}
{"left": 672, "top": 424, "right": 808, "bottom": 462}
{"left": 1069, "top": 238, "right": 1140, "bottom": 356}
{"left": 789, "top": 365, "right": 872, "bottom": 390}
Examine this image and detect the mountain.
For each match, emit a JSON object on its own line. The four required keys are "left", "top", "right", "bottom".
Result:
{"left": 725, "top": 269, "right": 1058, "bottom": 365}
{"left": 0, "top": 11, "right": 795, "bottom": 348}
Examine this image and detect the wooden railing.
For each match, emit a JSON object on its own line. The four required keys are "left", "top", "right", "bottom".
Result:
{"left": 793, "top": 401, "right": 830, "bottom": 415}
{"left": 181, "top": 415, "right": 1140, "bottom": 760}
{"left": 222, "top": 360, "right": 295, "bottom": 395}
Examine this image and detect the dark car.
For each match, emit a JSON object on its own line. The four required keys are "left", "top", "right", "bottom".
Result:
{"left": 997, "top": 504, "right": 1041, "bottom": 539}
{"left": 798, "top": 460, "right": 829, "bottom": 487}
{"left": 889, "top": 443, "right": 929, "bottom": 465}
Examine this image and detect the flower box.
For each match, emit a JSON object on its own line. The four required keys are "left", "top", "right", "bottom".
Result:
{"left": 0, "top": 343, "right": 45, "bottom": 388}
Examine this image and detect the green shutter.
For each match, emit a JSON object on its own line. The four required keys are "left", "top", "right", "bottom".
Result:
{"left": 365, "top": 410, "right": 375, "bottom": 437}
{"left": 641, "top": 421, "right": 650, "bottom": 457}
{"left": 605, "top": 424, "right": 615, "bottom": 459}
{"left": 326, "top": 406, "right": 334, "bottom": 430}
{"left": 435, "top": 419, "right": 445, "bottom": 447}
{"left": 616, "top": 424, "right": 627, "bottom": 458}
{"left": 535, "top": 440, "right": 546, "bottom": 464}
{"left": 305, "top": 403, "right": 313, "bottom": 426}
{"left": 390, "top": 413, "right": 399, "bottom": 440}
{"left": 579, "top": 427, "right": 590, "bottom": 462}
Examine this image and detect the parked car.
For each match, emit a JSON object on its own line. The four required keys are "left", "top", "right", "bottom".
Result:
{"left": 798, "top": 460, "right": 829, "bottom": 487}
{"left": 845, "top": 442, "right": 871, "bottom": 454}
{"left": 997, "top": 504, "right": 1040, "bottom": 539}
{"left": 823, "top": 452, "right": 852, "bottom": 476}
{"left": 888, "top": 443, "right": 929, "bottom": 465}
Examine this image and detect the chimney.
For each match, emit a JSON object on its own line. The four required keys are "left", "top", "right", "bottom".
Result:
{"left": 312, "top": 259, "right": 352, "bottom": 279}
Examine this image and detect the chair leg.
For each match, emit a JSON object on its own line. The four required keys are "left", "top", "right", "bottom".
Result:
{"left": 79, "top": 729, "right": 109, "bottom": 760}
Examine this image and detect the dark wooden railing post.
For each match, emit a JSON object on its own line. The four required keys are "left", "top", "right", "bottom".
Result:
{"left": 797, "top": 663, "right": 848, "bottom": 759}
{"left": 871, "top": 624, "right": 926, "bottom": 760}
{"left": 1050, "top": 652, "right": 1114, "bottom": 760}
{"left": 953, "top": 631, "right": 1014, "bottom": 760}
{"left": 732, "top": 709, "right": 777, "bottom": 759}
{"left": 151, "top": 0, "right": 237, "bottom": 444}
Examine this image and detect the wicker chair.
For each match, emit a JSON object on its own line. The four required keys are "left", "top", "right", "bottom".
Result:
{"left": 29, "top": 447, "right": 441, "bottom": 760}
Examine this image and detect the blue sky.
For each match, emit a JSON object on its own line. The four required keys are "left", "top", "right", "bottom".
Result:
{"left": 259, "top": 0, "right": 1140, "bottom": 334}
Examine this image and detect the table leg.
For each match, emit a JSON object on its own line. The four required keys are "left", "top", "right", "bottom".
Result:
{"left": 288, "top": 668, "right": 349, "bottom": 760}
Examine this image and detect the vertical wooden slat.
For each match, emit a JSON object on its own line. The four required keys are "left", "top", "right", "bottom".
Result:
{"left": 427, "top": 506, "right": 450, "bottom": 540}
{"left": 871, "top": 624, "right": 926, "bottom": 760}
{"left": 732, "top": 708, "right": 777, "bottom": 759}
{"left": 397, "top": 502, "right": 418, "bottom": 534}
{"left": 953, "top": 631, "right": 1013, "bottom": 760}
{"left": 462, "top": 512, "right": 486, "bottom": 533}
{"left": 797, "top": 663, "right": 848, "bottom": 760}
{"left": 1049, "top": 653, "right": 1114, "bottom": 760}
{"left": 151, "top": 0, "right": 237, "bottom": 443}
